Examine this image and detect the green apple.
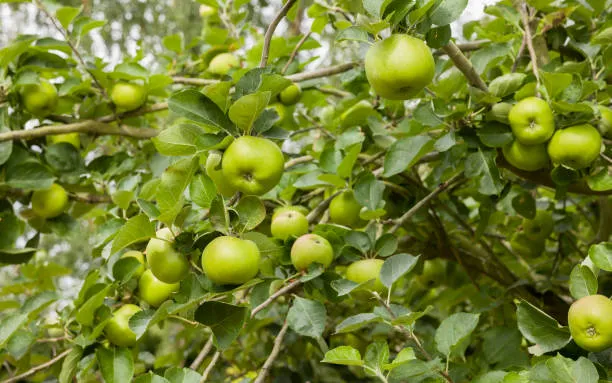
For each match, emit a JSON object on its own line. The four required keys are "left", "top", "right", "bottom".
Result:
{"left": 208, "top": 53, "right": 240, "bottom": 76}
{"left": 522, "top": 210, "right": 553, "bottom": 240}
{"left": 199, "top": 4, "right": 217, "bottom": 17}
{"left": 598, "top": 105, "right": 612, "bottom": 138}
{"left": 205, "top": 151, "right": 237, "bottom": 198}
{"left": 364, "top": 34, "right": 435, "bottom": 100}
{"left": 46, "top": 133, "right": 80, "bottom": 149}
{"left": 329, "top": 191, "right": 365, "bottom": 228}
{"left": 104, "top": 304, "right": 142, "bottom": 347}
{"left": 146, "top": 228, "right": 190, "bottom": 284}
{"left": 568, "top": 295, "right": 612, "bottom": 352}
{"left": 417, "top": 259, "right": 447, "bottom": 287}
{"left": 339, "top": 100, "right": 377, "bottom": 129}
{"left": 509, "top": 232, "right": 545, "bottom": 258}
{"left": 122, "top": 250, "right": 145, "bottom": 279}
{"left": 272, "top": 205, "right": 310, "bottom": 220}
{"left": 502, "top": 140, "right": 549, "bottom": 171}
{"left": 270, "top": 210, "right": 308, "bottom": 241}
{"left": 547, "top": 124, "right": 602, "bottom": 169}
{"left": 487, "top": 102, "right": 513, "bottom": 124}
{"left": 20, "top": 80, "right": 58, "bottom": 117}
{"left": 278, "top": 83, "right": 301, "bottom": 106}
{"left": 508, "top": 97, "right": 555, "bottom": 145}
{"left": 346, "top": 259, "right": 385, "bottom": 293}
{"left": 31, "top": 183, "right": 69, "bottom": 219}
{"left": 269, "top": 103, "right": 288, "bottom": 124}
{"left": 201, "top": 236, "right": 260, "bottom": 285}
{"left": 221, "top": 136, "right": 284, "bottom": 195}
{"left": 138, "top": 269, "right": 180, "bottom": 307}
{"left": 110, "top": 82, "right": 147, "bottom": 111}
{"left": 290, "top": 233, "right": 334, "bottom": 270}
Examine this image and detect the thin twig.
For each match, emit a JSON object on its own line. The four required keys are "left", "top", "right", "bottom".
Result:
{"left": 286, "top": 62, "right": 360, "bottom": 82}
{"left": 511, "top": 35, "right": 527, "bottom": 73}
{"left": 307, "top": 190, "right": 342, "bottom": 224}
{"left": 2, "top": 349, "right": 72, "bottom": 383}
{"left": 516, "top": 2, "right": 540, "bottom": 87}
{"left": 434, "top": 40, "right": 489, "bottom": 56}
{"left": 253, "top": 320, "right": 290, "bottom": 383}
{"left": 260, "top": 0, "right": 299, "bottom": 68}
{"left": 442, "top": 41, "right": 488, "bottom": 92}
{"left": 199, "top": 351, "right": 221, "bottom": 383}
{"left": 316, "top": 87, "right": 352, "bottom": 97}
{"left": 171, "top": 77, "right": 219, "bottom": 86}
{"left": 0, "top": 121, "right": 158, "bottom": 142}
{"left": 190, "top": 335, "right": 214, "bottom": 370}
{"left": 282, "top": 31, "right": 312, "bottom": 74}
{"left": 285, "top": 155, "right": 313, "bottom": 169}
{"left": 251, "top": 279, "right": 302, "bottom": 318}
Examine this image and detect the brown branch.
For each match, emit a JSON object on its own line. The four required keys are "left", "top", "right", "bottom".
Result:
{"left": 0, "top": 121, "right": 158, "bottom": 142}
{"left": 316, "top": 87, "right": 352, "bottom": 98}
{"left": 286, "top": 62, "right": 360, "bottom": 82}
{"left": 260, "top": 0, "right": 299, "bottom": 68}
{"left": 282, "top": 31, "right": 312, "bottom": 75}
{"left": 171, "top": 77, "right": 219, "bottom": 86}
{"left": 253, "top": 320, "right": 290, "bottom": 383}
{"left": 284, "top": 155, "right": 313, "bottom": 169}
{"left": 190, "top": 335, "right": 214, "bottom": 370}
{"left": 307, "top": 190, "right": 342, "bottom": 224}
{"left": 511, "top": 35, "right": 527, "bottom": 73}
{"left": 515, "top": 2, "right": 540, "bottom": 87}
{"left": 97, "top": 102, "right": 168, "bottom": 122}
{"left": 2, "top": 348, "right": 72, "bottom": 383}
{"left": 441, "top": 41, "right": 488, "bottom": 92}
{"left": 251, "top": 278, "right": 302, "bottom": 318}
{"left": 199, "top": 351, "right": 221, "bottom": 383}
{"left": 434, "top": 40, "right": 489, "bottom": 56}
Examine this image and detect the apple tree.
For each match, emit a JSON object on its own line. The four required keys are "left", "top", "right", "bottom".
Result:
{"left": 0, "top": 0, "right": 611, "bottom": 381}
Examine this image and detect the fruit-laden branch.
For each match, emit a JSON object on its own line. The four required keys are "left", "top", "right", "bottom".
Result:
{"left": 2, "top": 348, "right": 72, "bottom": 383}
{"left": 260, "top": 0, "right": 299, "bottom": 68}
{"left": 0, "top": 121, "right": 158, "bottom": 142}
{"left": 199, "top": 351, "right": 221, "bottom": 383}
{"left": 441, "top": 41, "right": 489, "bottom": 92}
{"left": 251, "top": 278, "right": 302, "bottom": 318}
{"left": 190, "top": 335, "right": 214, "bottom": 370}
{"left": 253, "top": 319, "right": 290, "bottom": 383}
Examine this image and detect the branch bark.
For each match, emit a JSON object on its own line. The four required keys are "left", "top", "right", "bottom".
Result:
{"left": 515, "top": 2, "right": 540, "bottom": 87}
{"left": 199, "top": 351, "right": 221, "bottom": 383}
{"left": 260, "top": 0, "right": 299, "bottom": 68}
{"left": 0, "top": 121, "right": 158, "bottom": 142}
{"left": 282, "top": 31, "right": 312, "bottom": 74}
{"left": 307, "top": 190, "right": 342, "bottom": 224}
{"left": 441, "top": 41, "right": 488, "bottom": 92}
{"left": 251, "top": 278, "right": 301, "bottom": 318}
{"left": 286, "top": 62, "right": 360, "bottom": 82}
{"left": 2, "top": 348, "right": 71, "bottom": 383}
{"left": 190, "top": 335, "right": 214, "bottom": 370}
{"left": 253, "top": 320, "right": 290, "bottom": 383}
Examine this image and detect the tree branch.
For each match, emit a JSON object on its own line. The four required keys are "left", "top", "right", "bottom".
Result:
{"left": 284, "top": 155, "right": 313, "bottom": 169}
{"left": 282, "top": 31, "right": 312, "bottom": 75}
{"left": 434, "top": 40, "right": 489, "bottom": 56}
{"left": 253, "top": 319, "right": 290, "bottom": 383}
{"left": 260, "top": 0, "right": 299, "bottom": 68}
{"left": 190, "top": 335, "right": 214, "bottom": 370}
{"left": 286, "top": 62, "right": 360, "bottom": 82}
{"left": 307, "top": 190, "right": 342, "bottom": 224}
{"left": 515, "top": 2, "right": 540, "bottom": 87}
{"left": 171, "top": 77, "right": 219, "bottom": 86}
{"left": 251, "top": 278, "right": 302, "bottom": 318}
{"left": 0, "top": 121, "right": 158, "bottom": 142}
{"left": 441, "top": 41, "right": 488, "bottom": 92}
{"left": 2, "top": 348, "right": 72, "bottom": 383}
{"left": 199, "top": 351, "right": 221, "bottom": 383}
{"left": 97, "top": 102, "right": 168, "bottom": 122}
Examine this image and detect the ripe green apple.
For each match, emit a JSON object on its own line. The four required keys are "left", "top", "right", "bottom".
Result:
{"left": 201, "top": 236, "right": 260, "bottom": 285}
{"left": 278, "top": 83, "right": 301, "bottom": 106}
{"left": 290, "top": 233, "right": 334, "bottom": 270}
{"left": 146, "top": 228, "right": 190, "bottom": 284}
{"left": 31, "top": 183, "right": 69, "bottom": 219}
{"left": 598, "top": 105, "right": 612, "bottom": 138}
{"left": 270, "top": 210, "right": 309, "bottom": 241}
{"left": 508, "top": 97, "right": 555, "bottom": 145}
{"left": 364, "top": 34, "right": 435, "bottom": 100}
{"left": 104, "top": 304, "right": 142, "bottom": 347}
{"left": 329, "top": 191, "right": 365, "bottom": 228}
{"left": 502, "top": 140, "right": 549, "bottom": 171}
{"left": 568, "top": 294, "right": 612, "bottom": 352}
{"left": 272, "top": 205, "right": 309, "bottom": 220}
{"left": 522, "top": 210, "right": 553, "bottom": 240}
{"left": 20, "top": 81, "right": 58, "bottom": 117}
{"left": 110, "top": 82, "right": 147, "bottom": 111}
{"left": 346, "top": 259, "right": 385, "bottom": 293}
{"left": 417, "top": 259, "right": 447, "bottom": 287}
{"left": 46, "top": 133, "right": 80, "bottom": 149}
{"left": 199, "top": 4, "right": 217, "bottom": 17}
{"left": 208, "top": 53, "right": 240, "bottom": 76}
{"left": 547, "top": 124, "right": 602, "bottom": 169}
{"left": 487, "top": 102, "right": 513, "bottom": 124}
{"left": 221, "top": 136, "right": 284, "bottom": 195}
{"left": 138, "top": 269, "right": 180, "bottom": 307}
{"left": 339, "top": 100, "right": 377, "bottom": 129}
{"left": 205, "top": 151, "right": 237, "bottom": 198}
{"left": 122, "top": 250, "right": 146, "bottom": 279}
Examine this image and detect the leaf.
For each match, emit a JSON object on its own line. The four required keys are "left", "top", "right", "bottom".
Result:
{"left": 364, "top": 340, "right": 389, "bottom": 376}
{"left": 354, "top": 173, "right": 385, "bottom": 211}
{"left": 111, "top": 214, "right": 155, "bottom": 254}
{"left": 194, "top": 301, "right": 248, "bottom": 349}
{"left": 228, "top": 91, "right": 271, "bottom": 133}
{"left": 429, "top": 0, "right": 469, "bottom": 26}
{"left": 330, "top": 278, "right": 363, "bottom": 296}
{"left": 383, "top": 135, "right": 434, "bottom": 177}
{"left": 96, "top": 347, "right": 134, "bottom": 383}
{"left": 380, "top": 253, "right": 420, "bottom": 289}
{"left": 588, "top": 242, "right": 612, "bottom": 271}
{"left": 189, "top": 173, "right": 217, "bottom": 208}
{"left": 388, "top": 358, "right": 442, "bottom": 382}
{"left": 512, "top": 192, "right": 536, "bottom": 219}
{"left": 234, "top": 195, "right": 266, "bottom": 231}
{"left": 477, "top": 123, "right": 513, "bottom": 148}
{"left": 391, "top": 306, "right": 433, "bottom": 328}
{"left": 168, "top": 89, "right": 237, "bottom": 135}
{"left": 58, "top": 346, "right": 84, "bottom": 383}
{"left": 156, "top": 157, "right": 199, "bottom": 226}
{"left": 345, "top": 231, "right": 372, "bottom": 253}
{"left": 515, "top": 300, "right": 571, "bottom": 355}
{"left": 112, "top": 257, "right": 142, "bottom": 284}
{"left": 152, "top": 125, "right": 224, "bottom": 156}
{"left": 337, "top": 26, "right": 371, "bottom": 43}
{"left": 0, "top": 248, "right": 37, "bottom": 265}
{"left": 465, "top": 148, "right": 504, "bottom": 195}
{"left": 488, "top": 73, "right": 526, "bottom": 98}
{"left": 540, "top": 71, "right": 573, "bottom": 100}
{"left": 134, "top": 373, "right": 171, "bottom": 383}
{"left": 75, "top": 284, "right": 112, "bottom": 326}
{"left": 569, "top": 265, "right": 598, "bottom": 300}
{"left": 209, "top": 196, "right": 230, "bottom": 234}
{"left": 335, "top": 313, "right": 382, "bottom": 333}
{"left": 287, "top": 296, "right": 326, "bottom": 338}
{"left": 163, "top": 367, "right": 203, "bottom": 383}
{"left": 321, "top": 346, "right": 363, "bottom": 366}
{"left": 56, "top": 6, "right": 81, "bottom": 29}
{"left": 546, "top": 354, "right": 599, "bottom": 383}
{"left": 375, "top": 234, "right": 398, "bottom": 258}
{"left": 0, "top": 313, "right": 27, "bottom": 347}
{"left": 435, "top": 312, "right": 480, "bottom": 358}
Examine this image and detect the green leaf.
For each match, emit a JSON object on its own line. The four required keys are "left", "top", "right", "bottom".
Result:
{"left": 111, "top": 214, "right": 155, "bottom": 254}
{"left": 512, "top": 192, "right": 536, "bottom": 219}
{"left": 168, "top": 89, "right": 237, "bottom": 135}
{"left": 515, "top": 300, "right": 571, "bottom": 355}
{"left": 58, "top": 347, "right": 84, "bottom": 383}
{"left": 337, "top": 26, "right": 371, "bottom": 43}
{"left": 330, "top": 278, "right": 363, "bottom": 296}
{"left": 287, "top": 296, "right": 326, "bottom": 338}
{"left": 380, "top": 253, "right": 420, "bottom": 289}
{"left": 569, "top": 265, "right": 598, "bottom": 300}
{"left": 363, "top": 0, "right": 384, "bottom": 17}
{"left": 75, "top": 284, "right": 112, "bottom": 326}
{"left": 383, "top": 135, "right": 434, "bottom": 177}
{"left": 7, "top": 329, "right": 34, "bottom": 359}
{"left": 152, "top": 125, "right": 224, "bottom": 156}
{"left": 209, "top": 196, "right": 230, "bottom": 234}
{"left": 96, "top": 347, "right": 134, "bottom": 383}
{"left": 0, "top": 248, "right": 37, "bottom": 265}
{"left": 354, "top": 173, "right": 385, "bottom": 211}
{"left": 586, "top": 169, "right": 612, "bottom": 192}
{"left": 189, "top": 173, "right": 217, "bottom": 208}
{"left": 156, "top": 157, "right": 199, "bottom": 226}
{"left": 56, "top": 6, "right": 81, "bottom": 29}
{"left": 429, "top": 0, "right": 469, "bottom": 26}
{"left": 321, "top": 346, "right": 363, "bottom": 366}
{"left": 194, "top": 301, "right": 248, "bottom": 349}
{"left": 345, "top": 231, "right": 372, "bottom": 253}
{"left": 163, "top": 34, "right": 183, "bottom": 53}
{"left": 163, "top": 367, "right": 203, "bottom": 383}
{"left": 134, "top": 373, "right": 171, "bottom": 383}
{"left": 234, "top": 195, "right": 266, "bottom": 231}
{"left": 112, "top": 257, "right": 142, "bottom": 284}
{"left": 0, "top": 313, "right": 27, "bottom": 347}
{"left": 364, "top": 340, "right": 389, "bottom": 376}
{"left": 375, "top": 234, "right": 398, "bottom": 258}
{"left": 228, "top": 91, "right": 271, "bottom": 133}
{"left": 388, "top": 358, "right": 441, "bottom": 382}
{"left": 540, "top": 71, "right": 573, "bottom": 100}
{"left": 588, "top": 242, "right": 612, "bottom": 271}
{"left": 335, "top": 313, "right": 382, "bottom": 333}
{"left": 546, "top": 354, "right": 599, "bottom": 383}
{"left": 488, "top": 73, "right": 527, "bottom": 98}
{"left": 435, "top": 312, "right": 480, "bottom": 358}
{"left": 465, "top": 148, "right": 504, "bottom": 195}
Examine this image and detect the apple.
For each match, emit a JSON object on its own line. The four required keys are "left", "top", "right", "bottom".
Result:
{"left": 487, "top": 102, "right": 513, "bottom": 124}
{"left": 20, "top": 80, "right": 58, "bottom": 117}
{"left": 221, "top": 136, "right": 284, "bottom": 195}
{"left": 278, "top": 83, "right": 301, "bottom": 106}
{"left": 46, "top": 133, "right": 80, "bottom": 149}
{"left": 199, "top": 4, "right": 217, "bottom": 17}
{"left": 272, "top": 205, "right": 309, "bottom": 220}
{"left": 417, "top": 259, "right": 447, "bottom": 287}
{"left": 269, "top": 103, "right": 288, "bottom": 124}
{"left": 121, "top": 250, "right": 145, "bottom": 279}
{"left": 547, "top": 124, "right": 602, "bottom": 169}
{"left": 508, "top": 97, "right": 555, "bottom": 145}
{"left": 208, "top": 53, "right": 240, "bottom": 76}
{"left": 598, "top": 105, "right": 612, "bottom": 138}
{"left": 205, "top": 151, "right": 237, "bottom": 198}
{"left": 110, "top": 82, "right": 147, "bottom": 111}
{"left": 568, "top": 294, "right": 612, "bottom": 352}
{"left": 201, "top": 236, "right": 260, "bottom": 285}
{"left": 104, "top": 304, "right": 142, "bottom": 347}
{"left": 522, "top": 210, "right": 553, "bottom": 240}
{"left": 364, "top": 34, "right": 435, "bottom": 100}
{"left": 31, "top": 183, "right": 69, "bottom": 219}
{"left": 502, "top": 140, "right": 549, "bottom": 171}
{"left": 339, "top": 100, "right": 377, "bottom": 129}
{"left": 509, "top": 232, "right": 545, "bottom": 258}
{"left": 346, "top": 259, "right": 385, "bottom": 293}
{"left": 290, "top": 233, "right": 334, "bottom": 270}
{"left": 138, "top": 269, "right": 180, "bottom": 307}
{"left": 146, "top": 228, "right": 190, "bottom": 284}
{"left": 329, "top": 191, "right": 365, "bottom": 228}
{"left": 270, "top": 210, "right": 308, "bottom": 241}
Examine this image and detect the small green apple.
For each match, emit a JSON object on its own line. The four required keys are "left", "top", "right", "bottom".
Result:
{"left": 502, "top": 140, "right": 549, "bottom": 171}
{"left": 221, "top": 136, "right": 284, "bottom": 195}
{"left": 122, "top": 250, "right": 146, "bottom": 279}
{"left": 199, "top": 4, "right": 217, "bottom": 17}
{"left": 31, "top": 183, "right": 69, "bottom": 219}
{"left": 522, "top": 210, "right": 553, "bottom": 240}
{"left": 508, "top": 97, "right": 555, "bottom": 145}
{"left": 46, "top": 133, "right": 80, "bottom": 149}
{"left": 205, "top": 151, "right": 237, "bottom": 198}
{"left": 138, "top": 269, "right": 180, "bottom": 307}
{"left": 568, "top": 295, "right": 612, "bottom": 352}
{"left": 346, "top": 259, "right": 385, "bottom": 293}
{"left": 290, "top": 233, "right": 334, "bottom": 270}
{"left": 547, "top": 124, "right": 602, "bottom": 169}
{"left": 110, "top": 82, "right": 147, "bottom": 111}
{"left": 417, "top": 259, "right": 447, "bottom": 287}
{"left": 339, "top": 100, "right": 377, "bottom": 129}
{"left": 20, "top": 81, "right": 58, "bottom": 117}
{"left": 145, "top": 228, "right": 190, "bottom": 284}
{"left": 208, "top": 53, "right": 240, "bottom": 76}
{"left": 598, "top": 105, "right": 612, "bottom": 138}
{"left": 278, "top": 83, "right": 301, "bottom": 106}
{"left": 329, "top": 191, "right": 365, "bottom": 228}
{"left": 272, "top": 205, "right": 310, "bottom": 220}
{"left": 270, "top": 210, "right": 308, "bottom": 241}
{"left": 487, "top": 102, "right": 513, "bottom": 124}
{"left": 104, "top": 304, "right": 142, "bottom": 347}
{"left": 509, "top": 232, "right": 545, "bottom": 258}
{"left": 201, "top": 236, "right": 260, "bottom": 285}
